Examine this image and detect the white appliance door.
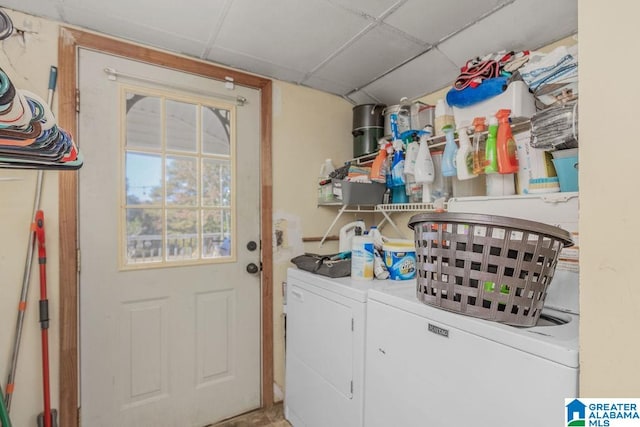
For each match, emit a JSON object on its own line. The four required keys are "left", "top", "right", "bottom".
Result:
{"left": 285, "top": 282, "right": 357, "bottom": 427}
{"left": 364, "top": 299, "right": 577, "bottom": 427}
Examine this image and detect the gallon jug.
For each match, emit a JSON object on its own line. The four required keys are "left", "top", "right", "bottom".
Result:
{"left": 339, "top": 220, "right": 366, "bottom": 253}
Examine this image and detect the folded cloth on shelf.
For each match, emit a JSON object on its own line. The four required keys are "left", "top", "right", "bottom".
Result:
{"left": 446, "top": 76, "right": 509, "bottom": 108}
{"left": 454, "top": 50, "right": 530, "bottom": 90}
{"left": 519, "top": 46, "right": 578, "bottom": 92}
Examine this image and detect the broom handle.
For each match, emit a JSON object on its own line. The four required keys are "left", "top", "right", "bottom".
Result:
{"left": 4, "top": 66, "right": 57, "bottom": 411}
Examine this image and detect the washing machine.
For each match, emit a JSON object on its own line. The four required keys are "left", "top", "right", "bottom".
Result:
{"left": 364, "top": 194, "right": 579, "bottom": 427}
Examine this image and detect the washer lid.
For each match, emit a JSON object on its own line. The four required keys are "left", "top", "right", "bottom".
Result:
{"left": 368, "top": 283, "right": 579, "bottom": 368}
{"left": 288, "top": 268, "right": 388, "bottom": 303}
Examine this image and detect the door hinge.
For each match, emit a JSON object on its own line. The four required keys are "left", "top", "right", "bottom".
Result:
{"left": 350, "top": 380, "right": 353, "bottom": 394}
{"left": 75, "top": 88, "right": 80, "bottom": 113}
{"left": 351, "top": 318, "right": 354, "bottom": 331}
{"left": 77, "top": 248, "right": 81, "bottom": 273}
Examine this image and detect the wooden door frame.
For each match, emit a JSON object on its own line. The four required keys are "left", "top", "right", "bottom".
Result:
{"left": 57, "top": 27, "right": 273, "bottom": 427}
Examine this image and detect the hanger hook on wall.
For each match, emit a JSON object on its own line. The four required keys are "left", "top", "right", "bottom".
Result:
{"left": 0, "top": 10, "right": 13, "bottom": 41}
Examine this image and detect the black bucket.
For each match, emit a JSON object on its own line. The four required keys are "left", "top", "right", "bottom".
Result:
{"left": 352, "top": 127, "right": 384, "bottom": 158}
{"left": 352, "top": 104, "right": 386, "bottom": 131}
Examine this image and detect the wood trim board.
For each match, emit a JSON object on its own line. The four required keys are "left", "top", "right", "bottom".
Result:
{"left": 58, "top": 27, "right": 274, "bottom": 427}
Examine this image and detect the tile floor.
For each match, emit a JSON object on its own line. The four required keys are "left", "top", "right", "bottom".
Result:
{"left": 208, "top": 403, "right": 291, "bottom": 427}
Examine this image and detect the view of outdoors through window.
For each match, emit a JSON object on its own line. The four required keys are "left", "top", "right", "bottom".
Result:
{"left": 123, "top": 90, "right": 233, "bottom": 266}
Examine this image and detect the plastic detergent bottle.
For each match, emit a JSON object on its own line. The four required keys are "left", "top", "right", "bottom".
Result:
{"left": 373, "top": 249, "right": 389, "bottom": 280}
{"left": 318, "top": 158, "right": 335, "bottom": 202}
{"left": 403, "top": 134, "right": 420, "bottom": 175}
{"left": 369, "top": 225, "right": 385, "bottom": 250}
{"left": 496, "top": 109, "right": 519, "bottom": 174}
{"left": 339, "top": 220, "right": 366, "bottom": 253}
{"left": 351, "top": 231, "right": 374, "bottom": 280}
{"left": 413, "top": 131, "right": 435, "bottom": 184}
{"left": 434, "top": 99, "right": 455, "bottom": 137}
{"left": 455, "top": 127, "right": 476, "bottom": 180}
{"left": 472, "top": 117, "right": 488, "bottom": 175}
{"left": 391, "top": 142, "right": 406, "bottom": 187}
{"left": 370, "top": 146, "right": 388, "bottom": 183}
{"left": 484, "top": 117, "right": 499, "bottom": 174}
{"left": 441, "top": 125, "right": 457, "bottom": 177}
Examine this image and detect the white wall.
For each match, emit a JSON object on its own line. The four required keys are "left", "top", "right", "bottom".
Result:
{"left": 579, "top": 0, "right": 640, "bottom": 396}
{"left": 0, "top": 9, "right": 60, "bottom": 427}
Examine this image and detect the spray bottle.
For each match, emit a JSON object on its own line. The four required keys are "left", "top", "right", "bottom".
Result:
{"left": 496, "top": 109, "right": 519, "bottom": 174}
{"left": 413, "top": 130, "right": 435, "bottom": 203}
{"left": 472, "top": 117, "right": 488, "bottom": 175}
{"left": 370, "top": 142, "right": 389, "bottom": 183}
{"left": 441, "top": 125, "right": 458, "bottom": 177}
{"left": 455, "top": 126, "right": 476, "bottom": 180}
{"left": 484, "top": 117, "right": 499, "bottom": 174}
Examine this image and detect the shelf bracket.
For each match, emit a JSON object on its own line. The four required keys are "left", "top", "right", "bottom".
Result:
{"left": 319, "top": 205, "right": 348, "bottom": 246}
{"left": 376, "top": 209, "right": 403, "bottom": 237}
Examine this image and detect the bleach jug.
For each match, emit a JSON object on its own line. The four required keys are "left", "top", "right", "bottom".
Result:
{"left": 339, "top": 220, "right": 366, "bottom": 253}
{"left": 351, "top": 232, "right": 374, "bottom": 280}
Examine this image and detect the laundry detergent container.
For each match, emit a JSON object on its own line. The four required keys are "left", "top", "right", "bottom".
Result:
{"left": 408, "top": 212, "right": 573, "bottom": 327}
{"left": 352, "top": 104, "right": 385, "bottom": 157}
{"left": 551, "top": 148, "right": 578, "bottom": 192}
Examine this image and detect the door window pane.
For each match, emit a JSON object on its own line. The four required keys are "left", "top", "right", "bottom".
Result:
{"left": 202, "top": 106, "right": 230, "bottom": 155}
{"left": 126, "top": 208, "right": 162, "bottom": 264}
{"left": 126, "top": 152, "right": 162, "bottom": 205}
{"left": 166, "top": 100, "right": 197, "bottom": 152}
{"left": 202, "top": 158, "right": 231, "bottom": 207}
{"left": 203, "top": 210, "right": 224, "bottom": 258}
{"left": 126, "top": 93, "right": 161, "bottom": 149}
{"left": 122, "top": 88, "right": 236, "bottom": 268}
{"left": 166, "top": 156, "right": 197, "bottom": 206}
{"left": 166, "top": 209, "right": 198, "bottom": 261}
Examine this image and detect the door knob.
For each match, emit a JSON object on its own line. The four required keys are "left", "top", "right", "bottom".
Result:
{"left": 247, "top": 241, "right": 258, "bottom": 251}
{"left": 246, "top": 263, "right": 260, "bottom": 274}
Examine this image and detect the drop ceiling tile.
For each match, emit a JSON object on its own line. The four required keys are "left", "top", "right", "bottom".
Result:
{"left": 384, "top": 0, "right": 504, "bottom": 44}
{"left": 310, "top": 24, "right": 425, "bottom": 90}
{"left": 439, "top": 0, "right": 578, "bottom": 66}
{"left": 60, "top": 6, "right": 209, "bottom": 56}
{"left": 2, "top": 2, "right": 63, "bottom": 21}
{"left": 301, "top": 75, "right": 356, "bottom": 97}
{"left": 206, "top": 46, "right": 307, "bottom": 84}
{"left": 62, "top": 0, "right": 227, "bottom": 43}
{"left": 345, "top": 90, "right": 383, "bottom": 105}
{"left": 361, "top": 48, "right": 459, "bottom": 105}
{"left": 328, "top": 0, "right": 404, "bottom": 19}
{"left": 215, "top": 0, "right": 370, "bottom": 72}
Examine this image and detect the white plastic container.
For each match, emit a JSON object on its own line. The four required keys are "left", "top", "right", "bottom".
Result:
{"left": 318, "top": 158, "right": 336, "bottom": 203}
{"left": 434, "top": 99, "right": 455, "bottom": 137}
{"left": 383, "top": 105, "right": 411, "bottom": 137}
{"left": 486, "top": 173, "right": 516, "bottom": 196}
{"left": 382, "top": 239, "right": 416, "bottom": 281}
{"left": 452, "top": 81, "right": 536, "bottom": 128}
{"left": 339, "top": 220, "right": 366, "bottom": 253}
{"left": 455, "top": 127, "right": 476, "bottom": 180}
{"left": 351, "top": 233, "right": 374, "bottom": 280}
{"left": 515, "top": 130, "right": 557, "bottom": 194}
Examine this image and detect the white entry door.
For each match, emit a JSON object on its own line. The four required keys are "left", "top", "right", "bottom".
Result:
{"left": 78, "top": 49, "right": 261, "bottom": 427}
